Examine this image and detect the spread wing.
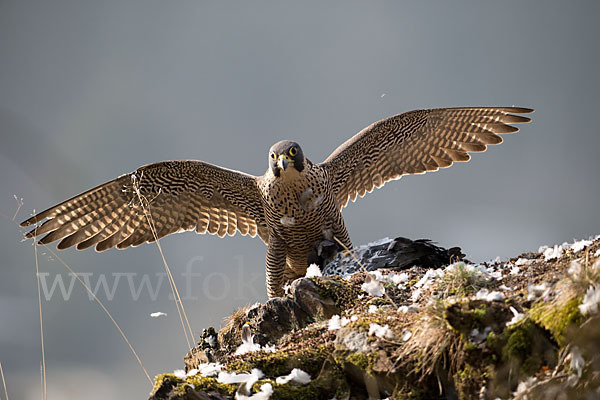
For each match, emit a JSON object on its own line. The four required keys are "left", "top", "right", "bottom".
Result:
{"left": 21, "top": 161, "right": 269, "bottom": 251}
{"left": 320, "top": 107, "right": 533, "bottom": 209}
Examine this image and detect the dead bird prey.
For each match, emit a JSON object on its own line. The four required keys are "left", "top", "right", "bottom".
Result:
{"left": 21, "top": 107, "right": 533, "bottom": 297}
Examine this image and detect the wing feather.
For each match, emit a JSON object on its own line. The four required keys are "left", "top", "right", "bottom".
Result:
{"left": 21, "top": 160, "right": 268, "bottom": 251}
{"left": 321, "top": 107, "right": 533, "bottom": 209}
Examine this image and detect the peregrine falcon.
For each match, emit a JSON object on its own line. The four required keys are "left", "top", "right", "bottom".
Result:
{"left": 21, "top": 107, "right": 533, "bottom": 297}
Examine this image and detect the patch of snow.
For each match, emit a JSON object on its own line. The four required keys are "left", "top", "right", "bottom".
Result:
{"left": 275, "top": 368, "right": 311, "bottom": 385}
{"left": 527, "top": 283, "right": 551, "bottom": 301}
{"left": 235, "top": 326, "right": 261, "bottom": 355}
{"left": 361, "top": 273, "right": 385, "bottom": 297}
{"left": 498, "top": 284, "right": 511, "bottom": 291}
{"left": 507, "top": 306, "right": 524, "bottom": 327}
{"left": 595, "top": 249, "right": 600, "bottom": 257}
{"left": 328, "top": 315, "right": 350, "bottom": 330}
{"left": 262, "top": 344, "right": 276, "bottom": 353}
{"left": 416, "top": 269, "right": 442, "bottom": 288}
{"left": 236, "top": 383, "right": 273, "bottom": 400}
{"left": 218, "top": 368, "right": 264, "bottom": 385}
{"left": 235, "top": 325, "right": 274, "bottom": 355}
{"left": 398, "top": 305, "right": 420, "bottom": 313}
{"left": 541, "top": 245, "right": 563, "bottom": 261}
{"left": 401, "top": 330, "right": 412, "bottom": 341}
{"left": 579, "top": 284, "right": 600, "bottom": 315}
{"left": 186, "top": 368, "right": 199, "bottom": 377}
{"left": 368, "top": 305, "right": 378, "bottom": 314}
{"left": 371, "top": 270, "right": 384, "bottom": 282}
{"left": 197, "top": 363, "right": 222, "bottom": 377}
{"left": 368, "top": 323, "right": 394, "bottom": 339}
{"left": 410, "top": 288, "right": 422, "bottom": 302}
{"left": 150, "top": 312, "right": 167, "bottom": 318}
{"left": 570, "top": 239, "right": 592, "bottom": 253}
{"left": 174, "top": 369, "right": 186, "bottom": 379}
{"left": 280, "top": 216, "right": 295, "bottom": 227}
{"left": 390, "top": 272, "right": 409, "bottom": 285}
{"left": 476, "top": 288, "right": 505, "bottom": 302}
{"left": 510, "top": 266, "right": 520, "bottom": 275}
{"left": 515, "top": 258, "right": 532, "bottom": 266}
{"left": 305, "top": 264, "right": 322, "bottom": 278}
{"left": 489, "top": 269, "right": 503, "bottom": 281}
{"left": 240, "top": 382, "right": 273, "bottom": 400}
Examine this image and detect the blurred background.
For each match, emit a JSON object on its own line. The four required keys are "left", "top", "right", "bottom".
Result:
{"left": 1, "top": 1, "right": 599, "bottom": 398}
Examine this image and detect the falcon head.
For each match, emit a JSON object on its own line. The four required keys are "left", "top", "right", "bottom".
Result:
{"left": 269, "top": 140, "right": 305, "bottom": 178}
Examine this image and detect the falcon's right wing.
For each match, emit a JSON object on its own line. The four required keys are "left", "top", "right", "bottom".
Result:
{"left": 320, "top": 107, "right": 533, "bottom": 209}
{"left": 21, "top": 161, "right": 269, "bottom": 251}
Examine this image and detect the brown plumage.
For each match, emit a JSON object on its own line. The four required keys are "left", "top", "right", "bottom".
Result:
{"left": 21, "top": 106, "right": 533, "bottom": 297}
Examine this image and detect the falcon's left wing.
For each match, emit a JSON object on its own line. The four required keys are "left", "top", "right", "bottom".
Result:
{"left": 320, "top": 107, "right": 533, "bottom": 209}
{"left": 21, "top": 160, "right": 269, "bottom": 251}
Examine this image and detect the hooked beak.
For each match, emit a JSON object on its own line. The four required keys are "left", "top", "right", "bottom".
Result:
{"left": 277, "top": 154, "right": 291, "bottom": 171}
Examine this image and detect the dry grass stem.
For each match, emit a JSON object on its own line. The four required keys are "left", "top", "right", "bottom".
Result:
{"left": 131, "top": 173, "right": 195, "bottom": 348}
{"left": 41, "top": 245, "right": 153, "bottom": 385}
{"left": 11, "top": 195, "right": 23, "bottom": 221}
{"left": 396, "top": 300, "right": 464, "bottom": 379}
{"left": 0, "top": 361, "right": 8, "bottom": 400}
{"left": 33, "top": 239, "right": 47, "bottom": 400}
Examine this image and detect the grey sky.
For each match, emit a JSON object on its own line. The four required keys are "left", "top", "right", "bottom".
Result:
{"left": 1, "top": 1, "right": 599, "bottom": 398}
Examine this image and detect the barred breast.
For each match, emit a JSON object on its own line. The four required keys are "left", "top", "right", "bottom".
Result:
{"left": 258, "top": 160, "right": 350, "bottom": 277}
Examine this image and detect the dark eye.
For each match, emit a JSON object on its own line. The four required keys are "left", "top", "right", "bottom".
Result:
{"left": 289, "top": 147, "right": 297, "bottom": 156}
{"left": 270, "top": 153, "right": 276, "bottom": 159}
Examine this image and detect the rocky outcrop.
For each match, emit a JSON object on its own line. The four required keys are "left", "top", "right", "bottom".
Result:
{"left": 150, "top": 236, "right": 600, "bottom": 400}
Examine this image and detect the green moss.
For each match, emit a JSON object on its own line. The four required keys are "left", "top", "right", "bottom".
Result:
{"left": 259, "top": 380, "right": 328, "bottom": 400}
{"left": 444, "top": 300, "right": 491, "bottom": 335}
{"left": 151, "top": 374, "right": 237, "bottom": 398}
{"left": 504, "top": 325, "right": 530, "bottom": 359}
{"left": 463, "top": 341, "right": 478, "bottom": 352}
{"left": 347, "top": 351, "right": 377, "bottom": 370}
{"left": 333, "top": 349, "right": 378, "bottom": 371}
{"left": 150, "top": 373, "right": 180, "bottom": 396}
{"left": 348, "top": 318, "right": 371, "bottom": 330}
{"left": 227, "top": 345, "right": 332, "bottom": 378}
{"left": 530, "top": 296, "right": 584, "bottom": 346}
{"left": 472, "top": 305, "right": 487, "bottom": 321}
{"left": 437, "top": 262, "right": 491, "bottom": 297}
{"left": 183, "top": 376, "right": 237, "bottom": 396}
{"left": 176, "top": 374, "right": 338, "bottom": 400}
{"left": 368, "top": 297, "right": 392, "bottom": 307}
{"left": 310, "top": 276, "right": 361, "bottom": 310}
{"left": 502, "top": 319, "right": 543, "bottom": 375}
{"left": 454, "top": 363, "right": 484, "bottom": 399}
{"left": 158, "top": 358, "right": 348, "bottom": 400}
